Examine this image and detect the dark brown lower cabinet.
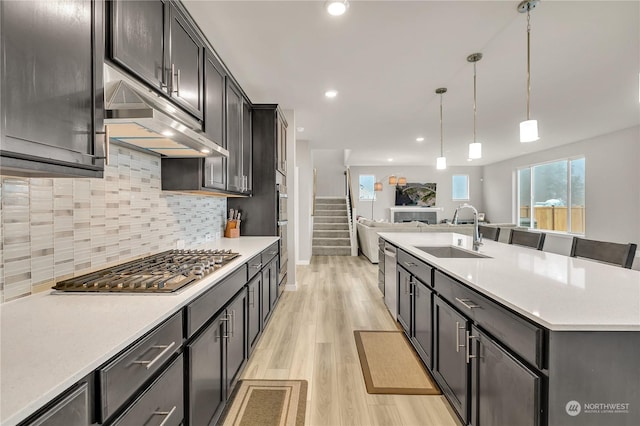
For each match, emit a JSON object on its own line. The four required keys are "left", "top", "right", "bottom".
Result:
{"left": 433, "top": 297, "right": 470, "bottom": 424}
{"left": 397, "top": 267, "right": 412, "bottom": 334}
{"left": 247, "top": 273, "right": 262, "bottom": 354}
{"left": 412, "top": 278, "right": 433, "bottom": 369}
{"left": 187, "top": 289, "right": 247, "bottom": 426}
{"left": 470, "top": 325, "right": 541, "bottom": 426}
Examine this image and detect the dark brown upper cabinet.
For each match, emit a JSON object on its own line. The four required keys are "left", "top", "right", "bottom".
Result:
{"left": 109, "top": 0, "right": 204, "bottom": 120}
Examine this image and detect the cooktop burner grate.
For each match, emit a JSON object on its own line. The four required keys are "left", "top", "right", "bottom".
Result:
{"left": 53, "top": 249, "right": 241, "bottom": 293}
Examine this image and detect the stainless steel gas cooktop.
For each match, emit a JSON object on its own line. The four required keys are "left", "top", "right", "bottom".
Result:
{"left": 53, "top": 249, "right": 240, "bottom": 293}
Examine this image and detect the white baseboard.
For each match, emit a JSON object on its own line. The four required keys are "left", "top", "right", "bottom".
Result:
{"left": 296, "top": 260, "right": 310, "bottom": 265}
{"left": 285, "top": 283, "right": 298, "bottom": 291}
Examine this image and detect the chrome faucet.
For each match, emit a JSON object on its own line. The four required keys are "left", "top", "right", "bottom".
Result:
{"left": 453, "top": 203, "right": 483, "bottom": 250}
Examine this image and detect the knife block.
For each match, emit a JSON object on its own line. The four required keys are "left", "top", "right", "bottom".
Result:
{"left": 224, "top": 219, "right": 240, "bottom": 238}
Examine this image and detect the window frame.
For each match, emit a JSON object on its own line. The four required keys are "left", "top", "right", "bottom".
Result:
{"left": 452, "top": 174, "right": 470, "bottom": 201}
{"left": 516, "top": 156, "right": 585, "bottom": 235}
{"left": 358, "top": 174, "right": 376, "bottom": 201}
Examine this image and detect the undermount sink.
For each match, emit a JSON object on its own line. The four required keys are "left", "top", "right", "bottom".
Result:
{"left": 415, "top": 246, "right": 491, "bottom": 259}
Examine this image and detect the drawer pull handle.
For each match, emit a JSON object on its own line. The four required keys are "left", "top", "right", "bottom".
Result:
{"left": 466, "top": 331, "right": 477, "bottom": 364}
{"left": 251, "top": 263, "right": 263, "bottom": 269}
{"left": 456, "top": 321, "right": 466, "bottom": 353}
{"left": 153, "top": 405, "right": 177, "bottom": 426}
{"left": 403, "top": 261, "right": 417, "bottom": 267}
{"left": 455, "top": 297, "right": 480, "bottom": 309}
{"left": 249, "top": 288, "right": 255, "bottom": 307}
{"left": 133, "top": 341, "right": 176, "bottom": 370}
{"left": 230, "top": 310, "right": 236, "bottom": 338}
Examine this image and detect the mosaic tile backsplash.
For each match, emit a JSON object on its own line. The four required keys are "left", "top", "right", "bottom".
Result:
{"left": 0, "top": 146, "right": 227, "bottom": 303}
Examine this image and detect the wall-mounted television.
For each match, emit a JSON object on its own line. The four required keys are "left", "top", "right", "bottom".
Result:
{"left": 395, "top": 182, "right": 437, "bottom": 206}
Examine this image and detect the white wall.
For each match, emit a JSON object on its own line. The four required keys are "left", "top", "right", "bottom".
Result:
{"left": 283, "top": 109, "right": 297, "bottom": 289}
{"left": 312, "top": 149, "right": 346, "bottom": 197}
{"left": 482, "top": 126, "right": 640, "bottom": 245}
{"left": 349, "top": 165, "right": 484, "bottom": 223}
{"left": 295, "top": 140, "right": 313, "bottom": 264}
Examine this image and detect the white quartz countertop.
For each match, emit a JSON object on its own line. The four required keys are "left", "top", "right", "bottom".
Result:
{"left": 379, "top": 232, "right": 640, "bottom": 332}
{"left": 0, "top": 237, "right": 278, "bottom": 426}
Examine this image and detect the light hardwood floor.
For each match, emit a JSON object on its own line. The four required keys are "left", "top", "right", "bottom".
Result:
{"left": 240, "top": 255, "right": 460, "bottom": 426}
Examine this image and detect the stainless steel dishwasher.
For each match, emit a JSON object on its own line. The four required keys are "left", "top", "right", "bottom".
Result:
{"left": 383, "top": 242, "right": 398, "bottom": 319}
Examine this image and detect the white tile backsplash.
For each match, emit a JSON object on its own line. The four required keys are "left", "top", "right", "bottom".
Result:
{"left": 0, "top": 146, "right": 227, "bottom": 302}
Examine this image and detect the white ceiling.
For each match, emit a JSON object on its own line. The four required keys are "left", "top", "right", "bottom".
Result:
{"left": 183, "top": 0, "right": 640, "bottom": 166}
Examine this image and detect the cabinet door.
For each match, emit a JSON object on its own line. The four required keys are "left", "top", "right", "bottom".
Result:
{"left": 110, "top": 0, "right": 166, "bottom": 92}
{"left": 269, "top": 257, "right": 279, "bottom": 309}
{"left": 187, "top": 315, "right": 225, "bottom": 426}
{"left": 433, "top": 297, "right": 469, "bottom": 424}
{"left": 226, "top": 291, "right": 247, "bottom": 389}
{"left": 413, "top": 279, "right": 433, "bottom": 369}
{"left": 247, "top": 274, "right": 262, "bottom": 353}
{"left": 26, "top": 383, "right": 89, "bottom": 426}
{"left": 204, "top": 50, "right": 226, "bottom": 147}
{"left": 397, "top": 267, "right": 412, "bottom": 335}
{"left": 167, "top": 4, "right": 203, "bottom": 118}
{"left": 470, "top": 326, "right": 541, "bottom": 426}
{"left": 242, "top": 100, "right": 252, "bottom": 193}
{"left": 226, "top": 81, "right": 243, "bottom": 193}
{"left": 261, "top": 269, "right": 271, "bottom": 326}
{"left": 1, "top": 0, "right": 104, "bottom": 176}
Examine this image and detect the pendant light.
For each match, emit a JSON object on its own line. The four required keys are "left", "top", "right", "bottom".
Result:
{"left": 467, "top": 53, "right": 483, "bottom": 159}
{"left": 518, "top": 0, "right": 540, "bottom": 143}
{"left": 435, "top": 88, "right": 447, "bottom": 170}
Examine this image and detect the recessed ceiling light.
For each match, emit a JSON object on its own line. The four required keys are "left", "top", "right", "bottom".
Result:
{"left": 416, "top": 137, "right": 424, "bottom": 142}
{"left": 387, "top": 158, "right": 393, "bottom": 162}
{"left": 161, "top": 130, "right": 174, "bottom": 137}
{"left": 201, "top": 149, "right": 210, "bottom": 154}
{"left": 297, "top": 127, "right": 305, "bottom": 132}
{"left": 325, "top": 90, "right": 338, "bottom": 98}
{"left": 326, "top": 0, "right": 349, "bottom": 16}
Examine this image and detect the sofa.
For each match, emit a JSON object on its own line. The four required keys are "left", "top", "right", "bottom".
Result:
{"left": 357, "top": 218, "right": 517, "bottom": 263}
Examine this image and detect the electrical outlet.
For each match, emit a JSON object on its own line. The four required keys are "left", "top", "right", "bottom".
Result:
{"left": 205, "top": 233, "right": 212, "bottom": 242}
{"left": 176, "top": 239, "right": 185, "bottom": 249}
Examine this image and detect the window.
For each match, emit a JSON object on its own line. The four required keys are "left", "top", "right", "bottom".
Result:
{"left": 359, "top": 175, "right": 376, "bottom": 201}
{"left": 517, "top": 157, "right": 585, "bottom": 234}
{"left": 452, "top": 175, "right": 469, "bottom": 200}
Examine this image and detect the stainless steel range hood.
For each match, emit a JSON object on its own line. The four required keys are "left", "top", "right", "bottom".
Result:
{"left": 104, "top": 67, "right": 228, "bottom": 158}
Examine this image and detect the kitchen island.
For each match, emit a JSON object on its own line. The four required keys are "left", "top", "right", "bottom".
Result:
{"left": 0, "top": 236, "right": 279, "bottom": 426}
{"left": 379, "top": 232, "right": 640, "bottom": 426}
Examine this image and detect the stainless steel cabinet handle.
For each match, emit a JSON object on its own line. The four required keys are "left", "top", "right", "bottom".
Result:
{"left": 230, "top": 310, "right": 236, "bottom": 338}
{"left": 455, "top": 297, "right": 480, "bottom": 309}
{"left": 403, "top": 261, "right": 417, "bottom": 267}
{"left": 153, "top": 405, "right": 177, "bottom": 426}
{"left": 251, "top": 263, "right": 262, "bottom": 270}
{"left": 170, "top": 63, "right": 176, "bottom": 94}
{"left": 408, "top": 279, "right": 414, "bottom": 296}
{"left": 132, "top": 341, "right": 176, "bottom": 370}
{"left": 95, "top": 125, "right": 110, "bottom": 166}
{"left": 220, "top": 316, "right": 229, "bottom": 339}
{"left": 175, "top": 69, "right": 181, "bottom": 96}
{"left": 456, "top": 322, "right": 466, "bottom": 353}
{"left": 466, "top": 331, "right": 477, "bottom": 364}
{"left": 249, "top": 288, "right": 255, "bottom": 307}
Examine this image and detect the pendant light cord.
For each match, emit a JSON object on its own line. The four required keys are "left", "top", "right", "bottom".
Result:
{"left": 526, "top": 8, "right": 532, "bottom": 120}
{"left": 473, "top": 61, "right": 477, "bottom": 143}
{"left": 439, "top": 93, "right": 444, "bottom": 157}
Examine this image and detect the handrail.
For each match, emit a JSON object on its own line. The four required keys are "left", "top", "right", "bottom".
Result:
{"left": 345, "top": 167, "right": 358, "bottom": 256}
{"left": 312, "top": 168, "right": 317, "bottom": 216}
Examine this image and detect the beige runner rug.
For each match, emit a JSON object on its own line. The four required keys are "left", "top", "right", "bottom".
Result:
{"left": 354, "top": 330, "right": 441, "bottom": 395}
{"left": 218, "top": 379, "right": 307, "bottom": 426}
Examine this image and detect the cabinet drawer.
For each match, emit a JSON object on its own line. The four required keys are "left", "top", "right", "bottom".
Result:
{"left": 186, "top": 266, "right": 246, "bottom": 338}
{"left": 397, "top": 249, "right": 432, "bottom": 286}
{"left": 262, "top": 243, "right": 279, "bottom": 265}
{"left": 98, "top": 313, "right": 182, "bottom": 422}
{"left": 111, "top": 355, "right": 184, "bottom": 426}
{"left": 247, "top": 254, "right": 263, "bottom": 280}
{"left": 434, "top": 270, "right": 544, "bottom": 369}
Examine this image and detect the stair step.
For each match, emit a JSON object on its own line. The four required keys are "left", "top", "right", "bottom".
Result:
{"left": 313, "top": 237, "right": 351, "bottom": 247}
{"left": 312, "top": 246, "right": 351, "bottom": 256}
{"left": 314, "top": 216, "right": 348, "bottom": 224}
{"left": 313, "top": 223, "right": 349, "bottom": 231}
{"left": 315, "top": 198, "right": 346, "bottom": 204}
{"left": 313, "top": 230, "right": 350, "bottom": 238}
{"left": 315, "top": 203, "right": 347, "bottom": 211}
{"left": 314, "top": 209, "right": 348, "bottom": 217}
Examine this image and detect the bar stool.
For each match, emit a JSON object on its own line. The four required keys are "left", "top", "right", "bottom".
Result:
{"left": 508, "top": 229, "right": 545, "bottom": 250}
{"left": 570, "top": 237, "right": 637, "bottom": 269}
{"left": 478, "top": 225, "right": 500, "bottom": 242}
